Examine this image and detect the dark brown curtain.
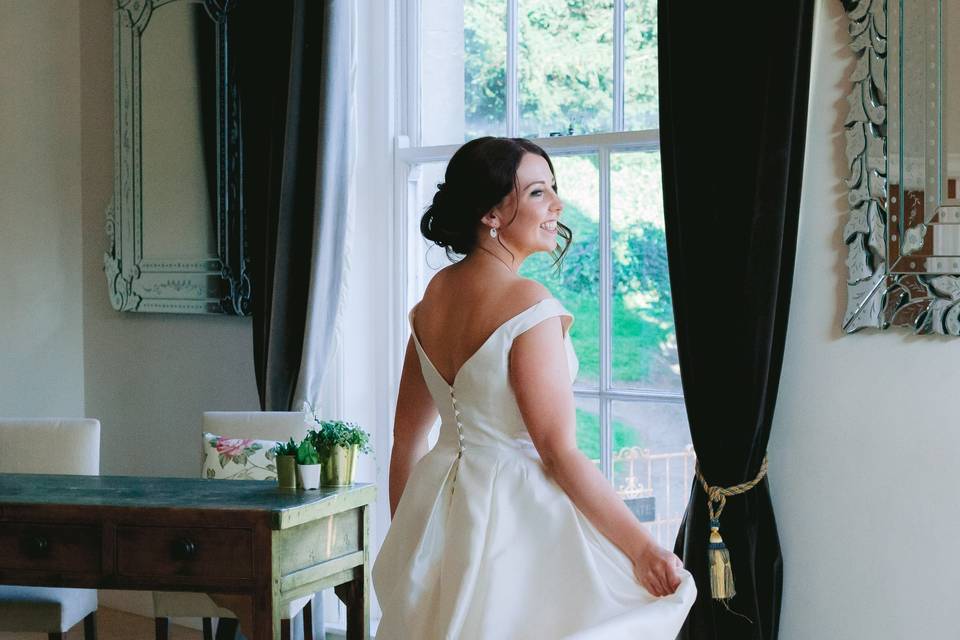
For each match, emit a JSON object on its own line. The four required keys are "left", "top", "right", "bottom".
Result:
{"left": 658, "top": 1, "right": 815, "bottom": 638}
{"left": 236, "top": 0, "right": 324, "bottom": 411}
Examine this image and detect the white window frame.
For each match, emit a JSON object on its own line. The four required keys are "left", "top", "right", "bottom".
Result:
{"left": 390, "top": 0, "right": 684, "bottom": 484}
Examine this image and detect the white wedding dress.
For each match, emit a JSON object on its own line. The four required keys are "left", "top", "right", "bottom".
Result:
{"left": 373, "top": 298, "right": 696, "bottom": 639}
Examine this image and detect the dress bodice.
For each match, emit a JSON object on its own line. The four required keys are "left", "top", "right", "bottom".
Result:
{"left": 409, "top": 297, "right": 578, "bottom": 452}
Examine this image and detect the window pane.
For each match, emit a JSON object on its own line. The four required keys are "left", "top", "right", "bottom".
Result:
{"left": 624, "top": 0, "right": 658, "bottom": 131}
{"left": 465, "top": 0, "right": 507, "bottom": 140}
{"left": 420, "top": 2, "right": 466, "bottom": 145}
{"left": 611, "top": 400, "right": 692, "bottom": 548}
{"left": 520, "top": 154, "right": 599, "bottom": 388}
{"left": 518, "top": 0, "right": 614, "bottom": 137}
{"left": 420, "top": 0, "right": 506, "bottom": 145}
{"left": 610, "top": 151, "right": 680, "bottom": 393}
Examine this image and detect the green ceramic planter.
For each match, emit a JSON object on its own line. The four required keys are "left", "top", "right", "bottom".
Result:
{"left": 276, "top": 455, "right": 297, "bottom": 490}
{"left": 320, "top": 445, "right": 358, "bottom": 486}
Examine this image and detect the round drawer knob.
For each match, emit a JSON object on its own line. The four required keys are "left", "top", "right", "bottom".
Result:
{"left": 26, "top": 536, "right": 49, "bottom": 556}
{"left": 172, "top": 538, "right": 198, "bottom": 560}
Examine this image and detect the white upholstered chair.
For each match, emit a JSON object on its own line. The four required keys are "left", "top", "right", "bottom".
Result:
{"left": 153, "top": 411, "right": 315, "bottom": 640}
{"left": 0, "top": 418, "right": 101, "bottom": 640}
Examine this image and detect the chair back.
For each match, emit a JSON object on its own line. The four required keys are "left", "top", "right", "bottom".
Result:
{"left": 202, "top": 411, "right": 308, "bottom": 442}
{"left": 0, "top": 418, "right": 100, "bottom": 475}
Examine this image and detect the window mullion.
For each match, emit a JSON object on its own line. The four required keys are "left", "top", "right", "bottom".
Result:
{"left": 613, "top": 0, "right": 625, "bottom": 131}
{"left": 599, "top": 147, "right": 613, "bottom": 480}
{"left": 506, "top": 0, "right": 519, "bottom": 136}
{"left": 406, "top": 0, "right": 422, "bottom": 145}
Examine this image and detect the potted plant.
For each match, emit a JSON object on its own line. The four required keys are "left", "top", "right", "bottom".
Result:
{"left": 308, "top": 419, "right": 372, "bottom": 486}
{"left": 295, "top": 438, "right": 322, "bottom": 490}
{"left": 271, "top": 438, "right": 299, "bottom": 490}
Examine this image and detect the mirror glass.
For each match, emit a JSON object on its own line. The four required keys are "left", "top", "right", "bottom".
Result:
{"left": 141, "top": 2, "right": 217, "bottom": 260}
{"left": 888, "top": 0, "right": 960, "bottom": 276}
{"left": 943, "top": 2, "right": 960, "bottom": 206}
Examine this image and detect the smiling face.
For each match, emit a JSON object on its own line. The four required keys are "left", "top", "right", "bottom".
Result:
{"left": 488, "top": 152, "right": 564, "bottom": 259}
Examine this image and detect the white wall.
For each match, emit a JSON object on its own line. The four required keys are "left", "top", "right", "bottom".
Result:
{"left": 0, "top": 0, "right": 84, "bottom": 417}
{"left": 770, "top": 1, "right": 960, "bottom": 638}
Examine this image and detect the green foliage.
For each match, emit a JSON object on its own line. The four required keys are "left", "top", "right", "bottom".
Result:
{"left": 308, "top": 419, "right": 373, "bottom": 455}
{"left": 296, "top": 438, "right": 319, "bottom": 466}
{"left": 272, "top": 438, "right": 298, "bottom": 457}
{"left": 464, "top": 0, "right": 506, "bottom": 136}
{"left": 464, "top": 0, "right": 659, "bottom": 138}
{"left": 574, "top": 409, "right": 645, "bottom": 459}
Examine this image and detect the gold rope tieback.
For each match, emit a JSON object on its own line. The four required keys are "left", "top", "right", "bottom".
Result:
{"left": 694, "top": 456, "right": 769, "bottom": 602}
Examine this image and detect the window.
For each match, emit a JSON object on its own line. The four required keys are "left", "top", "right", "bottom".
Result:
{"left": 397, "top": 0, "right": 693, "bottom": 546}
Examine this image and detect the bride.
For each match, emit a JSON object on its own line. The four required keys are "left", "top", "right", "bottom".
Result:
{"left": 373, "top": 137, "right": 695, "bottom": 639}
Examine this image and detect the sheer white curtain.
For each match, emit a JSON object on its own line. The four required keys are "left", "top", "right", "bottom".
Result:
{"left": 293, "top": 0, "right": 357, "bottom": 413}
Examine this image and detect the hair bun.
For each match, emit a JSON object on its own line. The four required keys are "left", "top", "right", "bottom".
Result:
{"left": 421, "top": 183, "right": 472, "bottom": 254}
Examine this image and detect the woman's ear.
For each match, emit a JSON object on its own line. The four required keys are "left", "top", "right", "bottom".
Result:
{"left": 480, "top": 209, "right": 499, "bottom": 230}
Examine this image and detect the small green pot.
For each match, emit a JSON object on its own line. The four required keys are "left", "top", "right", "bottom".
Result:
{"left": 276, "top": 455, "right": 297, "bottom": 490}
{"left": 320, "top": 445, "right": 359, "bottom": 486}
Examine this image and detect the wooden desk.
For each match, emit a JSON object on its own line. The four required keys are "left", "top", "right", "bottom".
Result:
{"left": 0, "top": 474, "right": 376, "bottom": 640}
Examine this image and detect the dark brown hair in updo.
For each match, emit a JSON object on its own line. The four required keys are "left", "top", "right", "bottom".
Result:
{"left": 420, "top": 137, "right": 573, "bottom": 265}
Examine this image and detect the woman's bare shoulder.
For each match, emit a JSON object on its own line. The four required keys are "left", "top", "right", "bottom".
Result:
{"left": 505, "top": 277, "right": 554, "bottom": 309}
{"left": 417, "top": 265, "right": 553, "bottom": 319}
{"left": 417, "top": 265, "right": 457, "bottom": 307}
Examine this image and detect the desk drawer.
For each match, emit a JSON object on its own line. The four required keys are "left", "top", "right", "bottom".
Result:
{"left": 116, "top": 525, "right": 253, "bottom": 579}
{"left": 0, "top": 522, "right": 100, "bottom": 573}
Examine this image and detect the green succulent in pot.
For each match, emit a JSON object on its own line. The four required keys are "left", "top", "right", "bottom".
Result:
{"left": 296, "top": 438, "right": 320, "bottom": 465}
{"left": 271, "top": 438, "right": 299, "bottom": 490}
{"left": 294, "top": 438, "right": 322, "bottom": 490}
{"left": 272, "top": 438, "right": 298, "bottom": 457}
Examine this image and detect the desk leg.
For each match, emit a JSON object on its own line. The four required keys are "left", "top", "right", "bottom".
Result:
{"left": 249, "top": 589, "right": 281, "bottom": 640}
{"left": 335, "top": 503, "right": 370, "bottom": 640}
{"left": 251, "top": 590, "right": 279, "bottom": 640}
{"left": 335, "top": 569, "right": 369, "bottom": 640}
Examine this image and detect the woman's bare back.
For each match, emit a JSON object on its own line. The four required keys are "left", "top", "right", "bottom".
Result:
{"left": 412, "top": 259, "right": 551, "bottom": 387}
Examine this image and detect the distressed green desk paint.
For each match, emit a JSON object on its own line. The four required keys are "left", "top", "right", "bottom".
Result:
{"left": 0, "top": 473, "right": 375, "bottom": 640}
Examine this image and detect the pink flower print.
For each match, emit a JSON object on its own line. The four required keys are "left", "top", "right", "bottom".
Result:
{"left": 216, "top": 437, "right": 254, "bottom": 458}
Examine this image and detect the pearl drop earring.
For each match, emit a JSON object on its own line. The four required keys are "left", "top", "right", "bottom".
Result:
{"left": 490, "top": 228, "right": 498, "bottom": 238}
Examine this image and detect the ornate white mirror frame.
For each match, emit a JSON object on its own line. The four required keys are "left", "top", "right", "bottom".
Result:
{"left": 843, "top": 0, "right": 960, "bottom": 334}
{"left": 105, "top": 0, "right": 249, "bottom": 315}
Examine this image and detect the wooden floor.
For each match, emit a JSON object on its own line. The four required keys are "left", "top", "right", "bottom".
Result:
{"left": 0, "top": 607, "right": 202, "bottom": 640}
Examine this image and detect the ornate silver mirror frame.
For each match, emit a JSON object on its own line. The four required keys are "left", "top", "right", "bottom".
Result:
{"left": 105, "top": 0, "right": 249, "bottom": 315}
{"left": 843, "top": 0, "right": 960, "bottom": 334}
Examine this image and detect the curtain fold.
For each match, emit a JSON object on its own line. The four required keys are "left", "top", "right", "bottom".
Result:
{"left": 658, "top": 2, "right": 815, "bottom": 638}
{"left": 293, "top": 2, "right": 356, "bottom": 411}
{"left": 238, "top": 0, "right": 353, "bottom": 414}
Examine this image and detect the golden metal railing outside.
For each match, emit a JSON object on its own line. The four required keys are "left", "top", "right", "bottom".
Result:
{"left": 609, "top": 444, "right": 696, "bottom": 547}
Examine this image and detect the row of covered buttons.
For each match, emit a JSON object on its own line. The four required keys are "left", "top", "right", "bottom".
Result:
{"left": 449, "top": 387, "right": 465, "bottom": 457}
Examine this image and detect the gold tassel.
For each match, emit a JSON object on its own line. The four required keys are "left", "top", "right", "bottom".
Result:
{"left": 708, "top": 519, "right": 735, "bottom": 600}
